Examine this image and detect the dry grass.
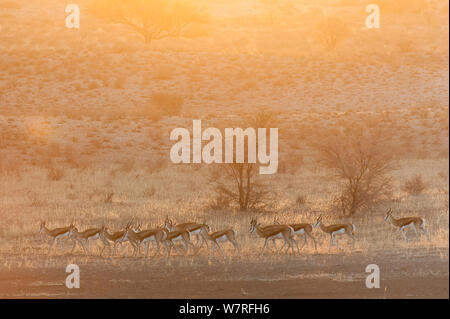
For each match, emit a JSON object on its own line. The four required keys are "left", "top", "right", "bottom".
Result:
{"left": 0, "top": 0, "right": 448, "bottom": 298}
{"left": 0, "top": 158, "right": 447, "bottom": 263}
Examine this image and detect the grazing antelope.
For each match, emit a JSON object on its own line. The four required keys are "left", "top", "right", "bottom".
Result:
{"left": 70, "top": 224, "right": 107, "bottom": 255}
{"left": 274, "top": 218, "right": 317, "bottom": 252}
{"left": 100, "top": 224, "right": 141, "bottom": 256}
{"left": 200, "top": 225, "right": 240, "bottom": 259}
{"left": 249, "top": 218, "right": 295, "bottom": 255}
{"left": 39, "top": 221, "right": 73, "bottom": 255}
{"left": 313, "top": 215, "right": 355, "bottom": 251}
{"left": 164, "top": 216, "right": 209, "bottom": 253}
{"left": 384, "top": 209, "right": 429, "bottom": 242}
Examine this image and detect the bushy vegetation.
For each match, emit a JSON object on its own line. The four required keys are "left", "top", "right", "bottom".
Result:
{"left": 404, "top": 174, "right": 427, "bottom": 195}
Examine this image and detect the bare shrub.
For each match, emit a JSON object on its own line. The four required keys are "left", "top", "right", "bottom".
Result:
{"left": 210, "top": 110, "right": 278, "bottom": 212}
{"left": 114, "top": 75, "right": 126, "bottom": 89}
{"left": 206, "top": 192, "right": 231, "bottom": 211}
{"left": 0, "top": 159, "right": 21, "bottom": 177}
{"left": 26, "top": 191, "right": 47, "bottom": 207}
{"left": 314, "top": 131, "right": 393, "bottom": 216}
{"left": 48, "top": 142, "right": 61, "bottom": 158}
{"left": 142, "top": 92, "right": 184, "bottom": 121}
{"left": 104, "top": 191, "right": 114, "bottom": 204}
{"left": 143, "top": 187, "right": 156, "bottom": 198}
{"left": 87, "top": 81, "right": 100, "bottom": 90}
{"left": 438, "top": 171, "right": 448, "bottom": 180}
{"left": 212, "top": 163, "right": 274, "bottom": 212}
{"left": 296, "top": 194, "right": 307, "bottom": 206}
{"left": 278, "top": 153, "right": 303, "bottom": 174}
{"left": 315, "top": 15, "right": 349, "bottom": 50}
{"left": 146, "top": 157, "right": 166, "bottom": 174}
{"left": 89, "top": 0, "right": 207, "bottom": 44}
{"left": 47, "top": 166, "right": 65, "bottom": 181}
{"left": 153, "top": 65, "right": 174, "bottom": 80}
{"left": 403, "top": 175, "right": 426, "bottom": 196}
{"left": 118, "top": 159, "right": 135, "bottom": 173}
{"left": 151, "top": 92, "right": 183, "bottom": 115}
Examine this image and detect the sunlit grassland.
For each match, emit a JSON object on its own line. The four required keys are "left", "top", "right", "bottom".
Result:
{"left": 0, "top": 157, "right": 447, "bottom": 271}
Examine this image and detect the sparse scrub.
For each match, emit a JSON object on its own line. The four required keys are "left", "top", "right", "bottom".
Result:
{"left": 206, "top": 192, "right": 231, "bottom": 211}
{"left": 114, "top": 75, "right": 126, "bottom": 89}
{"left": 210, "top": 112, "right": 278, "bottom": 212}
{"left": 153, "top": 65, "right": 174, "bottom": 80}
{"left": 211, "top": 163, "right": 274, "bottom": 212}
{"left": 142, "top": 92, "right": 184, "bottom": 121}
{"left": 0, "top": 0, "right": 447, "bottom": 299}
{"left": 143, "top": 187, "right": 156, "bottom": 198}
{"left": 296, "top": 194, "right": 307, "bottom": 206}
{"left": 403, "top": 174, "right": 427, "bottom": 196}
{"left": 47, "top": 166, "right": 65, "bottom": 181}
{"left": 104, "top": 191, "right": 114, "bottom": 204}
{"left": 315, "top": 15, "right": 350, "bottom": 50}
{"left": 48, "top": 142, "right": 61, "bottom": 158}
{"left": 0, "top": 1, "right": 20, "bottom": 9}
{"left": 26, "top": 191, "right": 47, "bottom": 207}
{"left": 314, "top": 131, "right": 394, "bottom": 216}
{"left": 89, "top": 0, "right": 207, "bottom": 44}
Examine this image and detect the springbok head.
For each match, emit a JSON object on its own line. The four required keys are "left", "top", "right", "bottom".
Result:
{"left": 384, "top": 208, "right": 392, "bottom": 222}
{"left": 313, "top": 215, "right": 323, "bottom": 228}
{"left": 249, "top": 218, "right": 258, "bottom": 233}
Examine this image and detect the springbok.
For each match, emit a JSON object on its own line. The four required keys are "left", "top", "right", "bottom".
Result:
{"left": 121, "top": 224, "right": 167, "bottom": 258}
{"left": 39, "top": 221, "right": 73, "bottom": 255}
{"left": 384, "top": 209, "right": 429, "bottom": 242}
{"left": 164, "top": 216, "right": 209, "bottom": 253}
{"left": 100, "top": 224, "right": 142, "bottom": 256}
{"left": 69, "top": 224, "right": 106, "bottom": 255}
{"left": 274, "top": 218, "right": 317, "bottom": 252}
{"left": 161, "top": 224, "right": 195, "bottom": 259}
{"left": 249, "top": 218, "right": 295, "bottom": 255}
{"left": 313, "top": 215, "right": 355, "bottom": 251}
{"left": 200, "top": 225, "right": 240, "bottom": 259}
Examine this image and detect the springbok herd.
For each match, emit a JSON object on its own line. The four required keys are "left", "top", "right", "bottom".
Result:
{"left": 38, "top": 209, "right": 430, "bottom": 259}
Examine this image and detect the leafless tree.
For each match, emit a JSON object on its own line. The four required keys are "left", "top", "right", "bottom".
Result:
{"left": 212, "top": 163, "right": 273, "bottom": 211}
{"left": 89, "top": 0, "right": 207, "bottom": 44}
{"left": 314, "top": 131, "right": 393, "bottom": 216}
{"left": 210, "top": 108, "right": 278, "bottom": 212}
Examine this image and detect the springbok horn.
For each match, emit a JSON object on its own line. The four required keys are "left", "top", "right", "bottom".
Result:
{"left": 126, "top": 220, "right": 132, "bottom": 228}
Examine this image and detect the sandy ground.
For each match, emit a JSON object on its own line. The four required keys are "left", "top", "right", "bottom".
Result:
{"left": 0, "top": 247, "right": 447, "bottom": 299}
